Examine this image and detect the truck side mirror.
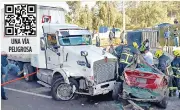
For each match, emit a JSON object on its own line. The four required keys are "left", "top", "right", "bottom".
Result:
{"left": 81, "top": 51, "right": 88, "bottom": 57}
{"left": 40, "top": 38, "right": 46, "bottom": 51}
{"left": 81, "top": 51, "right": 90, "bottom": 68}
{"left": 53, "top": 45, "right": 60, "bottom": 49}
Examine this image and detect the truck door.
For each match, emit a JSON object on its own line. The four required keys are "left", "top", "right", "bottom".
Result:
{"left": 46, "top": 34, "right": 60, "bottom": 69}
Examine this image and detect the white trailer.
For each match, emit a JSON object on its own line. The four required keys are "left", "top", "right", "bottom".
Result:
{"left": 4, "top": 4, "right": 118, "bottom": 101}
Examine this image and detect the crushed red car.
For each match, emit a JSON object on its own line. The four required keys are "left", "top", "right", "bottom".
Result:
{"left": 113, "top": 54, "right": 170, "bottom": 109}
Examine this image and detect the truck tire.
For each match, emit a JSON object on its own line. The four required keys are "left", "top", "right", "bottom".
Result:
{"left": 51, "top": 75, "right": 63, "bottom": 85}
{"left": 158, "top": 97, "right": 168, "bottom": 109}
{"left": 112, "top": 82, "right": 121, "bottom": 100}
{"left": 23, "top": 63, "right": 34, "bottom": 82}
{"left": 51, "top": 78, "right": 78, "bottom": 101}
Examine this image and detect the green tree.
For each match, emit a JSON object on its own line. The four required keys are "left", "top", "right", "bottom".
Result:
{"left": 66, "top": 1, "right": 123, "bottom": 30}
{"left": 126, "top": 1, "right": 169, "bottom": 29}
{"left": 66, "top": 1, "right": 81, "bottom": 24}
{"left": 91, "top": 7, "right": 99, "bottom": 30}
{"left": 99, "top": 4, "right": 108, "bottom": 26}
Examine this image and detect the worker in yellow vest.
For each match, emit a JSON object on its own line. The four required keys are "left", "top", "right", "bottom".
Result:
{"left": 170, "top": 49, "right": 180, "bottom": 98}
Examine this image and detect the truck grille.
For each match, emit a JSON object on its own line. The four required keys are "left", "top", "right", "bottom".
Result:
{"left": 93, "top": 60, "right": 116, "bottom": 84}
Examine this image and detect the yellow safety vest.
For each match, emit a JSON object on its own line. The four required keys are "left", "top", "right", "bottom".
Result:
{"left": 172, "top": 66, "right": 180, "bottom": 77}
{"left": 119, "top": 52, "right": 133, "bottom": 65}
{"left": 172, "top": 74, "right": 180, "bottom": 78}
{"left": 169, "top": 87, "right": 178, "bottom": 90}
{"left": 172, "top": 66, "right": 180, "bottom": 70}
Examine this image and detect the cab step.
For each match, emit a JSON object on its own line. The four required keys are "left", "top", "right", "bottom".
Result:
{"left": 37, "top": 81, "right": 51, "bottom": 88}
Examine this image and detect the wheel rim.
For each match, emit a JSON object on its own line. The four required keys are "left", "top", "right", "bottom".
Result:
{"left": 23, "top": 66, "right": 29, "bottom": 81}
{"left": 56, "top": 83, "right": 75, "bottom": 100}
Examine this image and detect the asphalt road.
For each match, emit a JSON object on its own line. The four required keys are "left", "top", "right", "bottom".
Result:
{"left": 2, "top": 73, "right": 180, "bottom": 110}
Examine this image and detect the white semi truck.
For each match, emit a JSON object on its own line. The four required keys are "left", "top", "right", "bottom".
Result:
{"left": 3, "top": 3, "right": 118, "bottom": 101}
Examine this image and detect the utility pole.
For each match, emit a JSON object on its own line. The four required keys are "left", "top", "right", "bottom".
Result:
{"left": 108, "top": 1, "right": 110, "bottom": 27}
{"left": 136, "top": 1, "right": 138, "bottom": 24}
{"left": 86, "top": 11, "right": 88, "bottom": 28}
{"left": 123, "top": 0, "right": 126, "bottom": 43}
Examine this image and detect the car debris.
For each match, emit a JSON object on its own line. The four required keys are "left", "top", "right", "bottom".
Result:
{"left": 113, "top": 54, "right": 169, "bottom": 109}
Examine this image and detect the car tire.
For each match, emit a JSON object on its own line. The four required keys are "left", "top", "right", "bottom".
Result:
{"left": 23, "top": 63, "right": 34, "bottom": 82}
{"left": 112, "top": 82, "right": 121, "bottom": 100}
{"left": 158, "top": 97, "right": 168, "bottom": 109}
{"left": 51, "top": 78, "right": 78, "bottom": 101}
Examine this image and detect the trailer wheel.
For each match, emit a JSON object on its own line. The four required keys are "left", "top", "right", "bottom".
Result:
{"left": 51, "top": 78, "right": 78, "bottom": 101}
{"left": 158, "top": 97, "right": 168, "bottom": 109}
{"left": 112, "top": 82, "right": 121, "bottom": 100}
{"left": 23, "top": 63, "right": 34, "bottom": 82}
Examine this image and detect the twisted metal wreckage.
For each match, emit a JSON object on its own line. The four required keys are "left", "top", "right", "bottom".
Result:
{"left": 113, "top": 53, "right": 170, "bottom": 110}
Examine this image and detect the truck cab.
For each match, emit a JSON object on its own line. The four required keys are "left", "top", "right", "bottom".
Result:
{"left": 33, "top": 23, "right": 118, "bottom": 101}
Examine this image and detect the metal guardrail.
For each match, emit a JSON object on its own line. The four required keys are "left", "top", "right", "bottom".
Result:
{"left": 163, "top": 46, "right": 174, "bottom": 55}
{"left": 142, "top": 31, "right": 159, "bottom": 48}
{"left": 163, "top": 46, "right": 180, "bottom": 55}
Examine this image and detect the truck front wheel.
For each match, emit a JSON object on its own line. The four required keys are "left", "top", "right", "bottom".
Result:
{"left": 51, "top": 78, "right": 78, "bottom": 101}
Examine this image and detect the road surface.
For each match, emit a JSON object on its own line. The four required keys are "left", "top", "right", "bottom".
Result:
{"left": 2, "top": 73, "right": 180, "bottom": 110}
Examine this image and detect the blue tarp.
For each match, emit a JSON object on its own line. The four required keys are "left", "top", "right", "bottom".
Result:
{"left": 127, "top": 31, "right": 142, "bottom": 46}
{"left": 99, "top": 26, "right": 108, "bottom": 33}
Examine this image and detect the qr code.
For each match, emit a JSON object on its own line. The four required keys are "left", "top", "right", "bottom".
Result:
{"left": 4, "top": 4, "right": 37, "bottom": 36}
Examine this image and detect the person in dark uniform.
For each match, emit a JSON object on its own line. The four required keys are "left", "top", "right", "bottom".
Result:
{"left": 114, "top": 42, "right": 139, "bottom": 93}
{"left": 170, "top": 49, "right": 180, "bottom": 98}
{"left": 1, "top": 52, "right": 8, "bottom": 100}
{"left": 154, "top": 50, "right": 171, "bottom": 75}
{"left": 115, "top": 42, "right": 139, "bottom": 76}
{"left": 154, "top": 50, "right": 173, "bottom": 97}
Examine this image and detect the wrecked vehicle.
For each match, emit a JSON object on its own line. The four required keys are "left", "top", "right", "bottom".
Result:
{"left": 113, "top": 54, "right": 169, "bottom": 109}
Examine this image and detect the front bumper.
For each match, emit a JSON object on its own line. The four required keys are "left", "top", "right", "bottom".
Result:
{"left": 89, "top": 81, "right": 116, "bottom": 96}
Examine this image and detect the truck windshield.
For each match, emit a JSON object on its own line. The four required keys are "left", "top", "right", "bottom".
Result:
{"left": 59, "top": 35, "right": 92, "bottom": 46}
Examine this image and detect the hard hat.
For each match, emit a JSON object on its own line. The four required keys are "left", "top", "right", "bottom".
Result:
{"left": 133, "top": 42, "right": 138, "bottom": 49}
{"left": 154, "top": 50, "right": 163, "bottom": 58}
{"left": 173, "top": 49, "right": 180, "bottom": 57}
